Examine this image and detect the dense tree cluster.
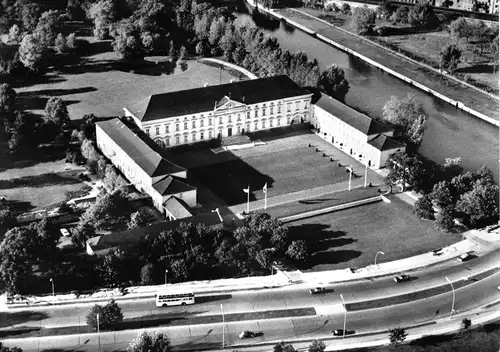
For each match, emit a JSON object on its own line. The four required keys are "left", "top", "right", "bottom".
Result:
{"left": 351, "top": 6, "right": 376, "bottom": 35}
{"left": 128, "top": 330, "right": 172, "bottom": 352}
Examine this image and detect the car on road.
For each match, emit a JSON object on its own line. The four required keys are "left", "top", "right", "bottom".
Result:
{"left": 239, "top": 331, "right": 256, "bottom": 339}
{"left": 432, "top": 248, "right": 444, "bottom": 256}
{"left": 457, "top": 253, "right": 472, "bottom": 262}
{"left": 309, "top": 287, "right": 327, "bottom": 294}
{"left": 332, "top": 329, "right": 354, "bottom": 336}
{"left": 394, "top": 275, "right": 411, "bottom": 283}
{"left": 60, "top": 228, "right": 71, "bottom": 237}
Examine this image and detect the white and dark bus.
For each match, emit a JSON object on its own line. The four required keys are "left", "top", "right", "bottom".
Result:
{"left": 156, "top": 290, "right": 195, "bottom": 307}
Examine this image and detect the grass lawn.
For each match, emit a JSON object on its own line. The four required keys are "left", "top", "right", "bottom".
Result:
{"left": 15, "top": 46, "right": 242, "bottom": 120}
{"left": 287, "top": 194, "right": 459, "bottom": 272}
{"left": 192, "top": 144, "right": 349, "bottom": 206}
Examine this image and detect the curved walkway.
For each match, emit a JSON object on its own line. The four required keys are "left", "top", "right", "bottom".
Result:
{"left": 197, "top": 58, "right": 259, "bottom": 80}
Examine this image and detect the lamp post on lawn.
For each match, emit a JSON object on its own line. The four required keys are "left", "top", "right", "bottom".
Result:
{"left": 165, "top": 269, "right": 168, "bottom": 286}
{"left": 50, "top": 278, "right": 55, "bottom": 296}
{"left": 359, "top": 155, "right": 369, "bottom": 188}
{"left": 445, "top": 277, "right": 456, "bottom": 317}
{"left": 347, "top": 165, "right": 353, "bottom": 191}
{"left": 221, "top": 304, "right": 225, "bottom": 348}
{"left": 97, "top": 313, "right": 101, "bottom": 352}
{"left": 271, "top": 261, "right": 278, "bottom": 275}
{"left": 340, "top": 294, "right": 347, "bottom": 338}
{"left": 374, "top": 251, "right": 385, "bottom": 266}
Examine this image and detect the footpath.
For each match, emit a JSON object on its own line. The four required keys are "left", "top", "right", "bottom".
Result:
{"left": 250, "top": 1, "right": 499, "bottom": 124}
{"left": 3, "top": 226, "right": 499, "bottom": 310}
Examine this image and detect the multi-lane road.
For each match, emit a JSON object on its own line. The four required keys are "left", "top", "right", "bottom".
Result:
{"left": 1, "top": 246, "right": 499, "bottom": 351}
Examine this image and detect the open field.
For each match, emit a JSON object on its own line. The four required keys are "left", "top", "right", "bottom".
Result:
{"left": 14, "top": 46, "right": 241, "bottom": 120}
{"left": 287, "top": 195, "right": 459, "bottom": 271}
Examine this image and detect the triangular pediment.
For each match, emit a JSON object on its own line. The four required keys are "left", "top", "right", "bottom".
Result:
{"left": 215, "top": 96, "right": 247, "bottom": 111}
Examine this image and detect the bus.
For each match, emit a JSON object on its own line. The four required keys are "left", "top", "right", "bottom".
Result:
{"left": 156, "top": 290, "right": 195, "bottom": 307}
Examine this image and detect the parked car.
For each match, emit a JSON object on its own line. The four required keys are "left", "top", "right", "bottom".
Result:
{"left": 457, "top": 253, "right": 472, "bottom": 262}
{"left": 239, "top": 331, "right": 256, "bottom": 339}
{"left": 432, "top": 248, "right": 444, "bottom": 256}
{"left": 309, "top": 287, "right": 327, "bottom": 294}
{"left": 332, "top": 329, "right": 354, "bottom": 336}
{"left": 60, "top": 228, "right": 71, "bottom": 237}
{"left": 394, "top": 275, "right": 411, "bottom": 283}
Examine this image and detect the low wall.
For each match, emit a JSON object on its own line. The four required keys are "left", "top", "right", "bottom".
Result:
{"left": 267, "top": 6, "right": 499, "bottom": 127}
{"left": 198, "top": 58, "right": 259, "bottom": 79}
{"left": 280, "top": 195, "right": 382, "bottom": 222}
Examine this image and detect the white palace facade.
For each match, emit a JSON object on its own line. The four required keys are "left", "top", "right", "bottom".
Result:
{"left": 123, "top": 75, "right": 313, "bottom": 147}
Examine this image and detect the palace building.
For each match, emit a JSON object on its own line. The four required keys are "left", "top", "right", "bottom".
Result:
{"left": 123, "top": 75, "right": 314, "bottom": 148}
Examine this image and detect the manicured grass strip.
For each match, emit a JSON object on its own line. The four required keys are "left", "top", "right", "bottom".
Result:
{"left": 346, "top": 267, "right": 500, "bottom": 311}
{"left": 0, "top": 308, "right": 316, "bottom": 339}
{"left": 267, "top": 187, "right": 380, "bottom": 220}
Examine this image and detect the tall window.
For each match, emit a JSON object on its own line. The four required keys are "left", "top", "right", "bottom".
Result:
{"left": 219, "top": 116, "right": 223, "bottom": 124}
{"left": 192, "top": 121, "right": 196, "bottom": 128}
{"left": 165, "top": 125, "right": 169, "bottom": 133}
{"left": 304, "top": 101, "right": 308, "bottom": 109}
{"left": 176, "top": 124, "right": 179, "bottom": 132}
{"left": 184, "top": 122, "right": 188, "bottom": 130}
{"left": 200, "top": 119, "right": 204, "bottom": 127}
{"left": 270, "top": 106, "right": 274, "bottom": 114}
{"left": 192, "top": 132, "right": 196, "bottom": 142}
{"left": 277, "top": 118, "right": 280, "bottom": 126}
{"left": 209, "top": 130, "right": 213, "bottom": 138}
{"left": 200, "top": 132, "right": 204, "bottom": 140}
{"left": 165, "top": 138, "right": 170, "bottom": 146}
{"left": 246, "top": 123, "right": 250, "bottom": 132}
{"left": 262, "top": 107, "right": 266, "bottom": 116}
{"left": 287, "top": 104, "right": 291, "bottom": 112}
{"left": 254, "top": 121, "right": 258, "bottom": 130}
{"left": 237, "top": 114, "right": 241, "bottom": 121}
{"left": 254, "top": 109, "right": 258, "bottom": 118}
{"left": 155, "top": 126, "right": 159, "bottom": 135}
{"left": 270, "top": 119, "right": 273, "bottom": 127}
{"left": 146, "top": 128, "right": 150, "bottom": 136}
{"left": 209, "top": 118, "right": 212, "bottom": 125}
{"left": 176, "top": 136, "right": 180, "bottom": 144}
{"left": 247, "top": 111, "right": 250, "bottom": 118}
{"left": 295, "top": 101, "right": 299, "bottom": 110}
{"left": 278, "top": 105, "right": 281, "bottom": 113}
{"left": 184, "top": 135, "right": 188, "bottom": 143}
{"left": 262, "top": 120, "right": 266, "bottom": 129}
{"left": 237, "top": 125, "right": 241, "bottom": 134}
{"left": 228, "top": 115, "right": 232, "bottom": 123}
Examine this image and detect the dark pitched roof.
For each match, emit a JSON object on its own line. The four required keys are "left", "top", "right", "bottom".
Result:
{"left": 86, "top": 212, "right": 224, "bottom": 256}
{"left": 96, "top": 118, "right": 186, "bottom": 177}
{"left": 153, "top": 175, "right": 196, "bottom": 196}
{"left": 163, "top": 196, "right": 193, "bottom": 219}
{"left": 125, "top": 75, "right": 311, "bottom": 122}
{"left": 315, "top": 94, "right": 392, "bottom": 135}
{"left": 368, "top": 134, "right": 406, "bottom": 151}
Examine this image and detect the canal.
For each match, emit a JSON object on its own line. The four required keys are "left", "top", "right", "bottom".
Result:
{"left": 234, "top": 7, "right": 499, "bottom": 182}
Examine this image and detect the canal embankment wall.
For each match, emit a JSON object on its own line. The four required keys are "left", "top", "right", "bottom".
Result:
{"left": 246, "top": 1, "right": 499, "bottom": 127}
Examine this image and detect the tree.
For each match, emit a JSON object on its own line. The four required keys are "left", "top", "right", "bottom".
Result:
{"left": 140, "top": 263, "right": 156, "bottom": 285}
{"left": 472, "top": 0, "right": 489, "bottom": 12}
{"left": 81, "top": 139, "right": 100, "bottom": 168}
{"left": 0, "top": 209, "right": 17, "bottom": 230}
{"left": 461, "top": 318, "right": 472, "bottom": 335}
{"left": 442, "top": 157, "right": 463, "bottom": 181}
{"left": 308, "top": 340, "right": 326, "bottom": 352}
{"left": 100, "top": 248, "right": 129, "bottom": 286}
{"left": 408, "top": 3, "right": 439, "bottom": 30}
{"left": 274, "top": 341, "right": 296, "bottom": 352}
{"left": 209, "top": 17, "right": 226, "bottom": 47}
{"left": 89, "top": 0, "right": 117, "bottom": 39}
{"left": 45, "top": 97, "right": 70, "bottom": 125}
{"left": 35, "top": 10, "right": 61, "bottom": 47}
{"left": 388, "top": 327, "right": 408, "bottom": 347}
{"left": 18, "top": 33, "right": 49, "bottom": 73}
{"left": 390, "top": 6, "right": 409, "bottom": 25}
{"left": 54, "top": 33, "right": 67, "bottom": 54}
{"left": 21, "top": 3, "right": 42, "bottom": 33}
{"left": 170, "top": 258, "right": 189, "bottom": 282}
{"left": 442, "top": 0, "right": 453, "bottom": 7}
{"left": 127, "top": 210, "right": 149, "bottom": 229}
{"left": 382, "top": 94, "right": 427, "bottom": 149}
{"left": 456, "top": 181, "right": 499, "bottom": 227}
{"left": 71, "top": 222, "right": 95, "bottom": 248}
{"left": 318, "top": 64, "right": 350, "bottom": 102}
{"left": 111, "top": 19, "right": 143, "bottom": 59}
{"left": 414, "top": 194, "right": 435, "bottom": 220}
{"left": 448, "top": 17, "right": 472, "bottom": 44}
{"left": 385, "top": 151, "right": 434, "bottom": 193}
{"left": 436, "top": 206, "right": 455, "bottom": 232}
{"left": 128, "top": 330, "right": 172, "bottom": 352}
{"left": 286, "top": 240, "right": 309, "bottom": 262}
{"left": 351, "top": 6, "right": 376, "bottom": 35}
{"left": 256, "top": 249, "right": 274, "bottom": 269}
{"left": 431, "top": 181, "right": 454, "bottom": 208}
{"left": 0, "top": 342, "right": 23, "bottom": 352}
{"left": 195, "top": 40, "right": 209, "bottom": 56}
{"left": 86, "top": 299, "right": 123, "bottom": 331}
{"left": 0, "top": 83, "right": 16, "bottom": 113}
{"left": 377, "top": 0, "right": 393, "bottom": 20}
{"left": 169, "top": 40, "right": 177, "bottom": 62}
{"left": 7, "top": 24, "right": 21, "bottom": 45}
{"left": 66, "top": 33, "right": 77, "bottom": 52}
{"left": 178, "top": 45, "right": 188, "bottom": 61}
{"left": 440, "top": 44, "right": 461, "bottom": 72}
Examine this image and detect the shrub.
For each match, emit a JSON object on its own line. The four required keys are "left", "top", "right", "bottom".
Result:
{"left": 140, "top": 263, "right": 156, "bottom": 285}
{"left": 414, "top": 194, "right": 435, "bottom": 220}
{"left": 85, "top": 299, "right": 123, "bottom": 331}
{"left": 341, "top": 3, "right": 351, "bottom": 14}
{"left": 436, "top": 206, "right": 455, "bottom": 232}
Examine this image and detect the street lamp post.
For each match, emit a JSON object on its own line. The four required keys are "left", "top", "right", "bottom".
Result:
{"left": 221, "top": 304, "right": 225, "bottom": 348}
{"left": 340, "top": 294, "right": 347, "bottom": 338}
{"left": 374, "top": 251, "right": 385, "bottom": 266}
{"left": 445, "top": 277, "right": 456, "bottom": 317}
{"left": 359, "top": 155, "right": 369, "bottom": 188}
{"left": 50, "top": 278, "right": 55, "bottom": 296}
{"left": 97, "top": 313, "right": 101, "bottom": 352}
{"left": 165, "top": 269, "right": 168, "bottom": 286}
{"left": 347, "top": 166, "right": 353, "bottom": 191}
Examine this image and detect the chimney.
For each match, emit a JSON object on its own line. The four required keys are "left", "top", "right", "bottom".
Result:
{"left": 204, "top": 83, "right": 208, "bottom": 87}
{"left": 230, "top": 79, "right": 235, "bottom": 83}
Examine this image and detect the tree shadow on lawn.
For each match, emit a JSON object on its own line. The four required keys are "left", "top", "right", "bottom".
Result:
{"left": 191, "top": 159, "right": 273, "bottom": 206}
{"left": 0, "top": 172, "right": 82, "bottom": 190}
{"left": 0, "top": 311, "right": 49, "bottom": 329}
{"left": 7, "top": 74, "right": 67, "bottom": 90}
{"left": 18, "top": 86, "right": 98, "bottom": 99}
{"left": 246, "top": 124, "right": 312, "bottom": 143}
{"left": 18, "top": 95, "right": 81, "bottom": 111}
{"left": 456, "top": 63, "right": 497, "bottom": 74}
{"left": 6, "top": 145, "right": 67, "bottom": 169}
{"left": 0, "top": 199, "right": 35, "bottom": 214}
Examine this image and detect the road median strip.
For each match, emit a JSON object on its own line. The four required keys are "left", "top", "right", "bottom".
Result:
{"left": 0, "top": 307, "right": 316, "bottom": 340}
{"left": 346, "top": 267, "right": 500, "bottom": 311}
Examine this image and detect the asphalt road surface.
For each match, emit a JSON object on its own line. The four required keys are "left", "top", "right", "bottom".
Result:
{"left": 3, "top": 270, "right": 500, "bottom": 352}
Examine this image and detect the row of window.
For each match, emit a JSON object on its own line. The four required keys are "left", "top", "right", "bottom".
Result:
{"left": 144, "top": 101, "right": 309, "bottom": 137}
